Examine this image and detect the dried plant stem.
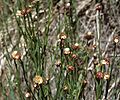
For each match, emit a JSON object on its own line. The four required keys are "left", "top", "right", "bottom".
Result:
{"left": 96, "top": 10, "right": 101, "bottom": 62}
{"left": 102, "top": 28, "right": 116, "bottom": 57}
{"left": 104, "top": 78, "right": 120, "bottom": 100}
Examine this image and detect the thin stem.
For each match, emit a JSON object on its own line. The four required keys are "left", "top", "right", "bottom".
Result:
{"left": 105, "top": 44, "right": 116, "bottom": 99}
{"left": 96, "top": 10, "right": 101, "bottom": 63}
{"left": 20, "top": 59, "right": 37, "bottom": 100}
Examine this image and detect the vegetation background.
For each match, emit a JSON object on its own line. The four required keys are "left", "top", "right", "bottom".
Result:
{"left": 0, "top": 0, "right": 120, "bottom": 100}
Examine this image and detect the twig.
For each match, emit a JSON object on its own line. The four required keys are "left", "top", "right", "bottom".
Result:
{"left": 96, "top": 9, "right": 101, "bottom": 62}
{"left": 102, "top": 28, "right": 117, "bottom": 57}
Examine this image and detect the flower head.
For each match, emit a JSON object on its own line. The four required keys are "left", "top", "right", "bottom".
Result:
{"left": 71, "top": 54, "right": 77, "bottom": 59}
{"left": 21, "top": 7, "right": 32, "bottom": 16}
{"left": 72, "top": 43, "right": 80, "bottom": 50}
{"left": 58, "top": 32, "right": 67, "bottom": 40}
{"left": 95, "top": 3, "right": 102, "bottom": 11}
{"left": 84, "top": 32, "right": 94, "bottom": 40}
{"left": 113, "top": 36, "right": 119, "bottom": 43}
{"left": 55, "top": 59, "right": 61, "bottom": 67}
{"left": 101, "top": 58, "right": 110, "bottom": 65}
{"left": 33, "top": 75, "right": 43, "bottom": 85}
{"left": 63, "top": 85, "right": 68, "bottom": 91}
{"left": 64, "top": 48, "right": 70, "bottom": 55}
{"left": 96, "top": 71, "right": 103, "bottom": 79}
{"left": 11, "top": 51, "right": 21, "bottom": 60}
{"left": 16, "top": 10, "right": 22, "bottom": 16}
{"left": 93, "top": 60, "right": 98, "bottom": 65}
{"left": 45, "top": 77, "right": 50, "bottom": 84}
{"left": 67, "top": 65, "right": 75, "bottom": 71}
{"left": 16, "top": 7, "right": 32, "bottom": 17}
{"left": 104, "top": 73, "right": 110, "bottom": 80}
{"left": 82, "top": 80, "right": 88, "bottom": 87}
{"left": 25, "top": 92, "right": 31, "bottom": 98}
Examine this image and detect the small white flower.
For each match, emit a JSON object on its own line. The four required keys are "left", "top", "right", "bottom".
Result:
{"left": 64, "top": 48, "right": 70, "bottom": 55}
